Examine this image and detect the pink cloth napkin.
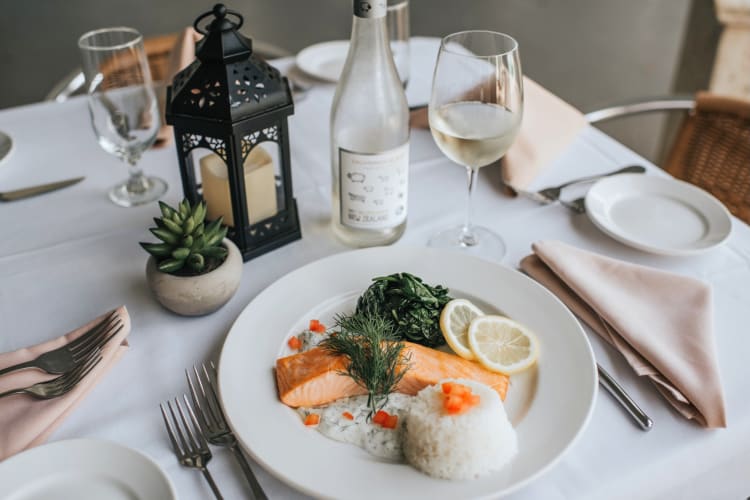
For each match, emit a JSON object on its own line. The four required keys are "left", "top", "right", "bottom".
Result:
{"left": 154, "top": 27, "right": 203, "bottom": 148}
{"left": 410, "top": 76, "right": 588, "bottom": 190}
{"left": 502, "top": 77, "right": 588, "bottom": 190}
{"left": 520, "top": 241, "right": 727, "bottom": 428}
{"left": 0, "top": 307, "right": 130, "bottom": 460}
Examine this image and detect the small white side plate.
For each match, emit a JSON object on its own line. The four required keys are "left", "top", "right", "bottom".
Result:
{"left": 585, "top": 174, "right": 732, "bottom": 256}
{"left": 0, "top": 439, "right": 175, "bottom": 500}
{"left": 295, "top": 40, "right": 349, "bottom": 82}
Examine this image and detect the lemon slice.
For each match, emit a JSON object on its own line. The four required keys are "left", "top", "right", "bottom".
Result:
{"left": 467, "top": 315, "right": 539, "bottom": 374}
{"left": 440, "top": 299, "right": 484, "bottom": 360}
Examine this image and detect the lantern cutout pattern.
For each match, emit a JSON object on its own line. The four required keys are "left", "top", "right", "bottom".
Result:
{"left": 166, "top": 3, "right": 301, "bottom": 261}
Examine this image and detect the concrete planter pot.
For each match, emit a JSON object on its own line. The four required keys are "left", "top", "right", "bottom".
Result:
{"left": 146, "top": 238, "right": 242, "bottom": 316}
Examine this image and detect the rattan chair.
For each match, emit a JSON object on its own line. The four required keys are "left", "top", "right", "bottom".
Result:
{"left": 585, "top": 92, "right": 750, "bottom": 225}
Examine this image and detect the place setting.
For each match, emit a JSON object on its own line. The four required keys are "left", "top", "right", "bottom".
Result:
{"left": 1, "top": 1, "right": 748, "bottom": 499}
{"left": 0, "top": 308, "right": 153, "bottom": 499}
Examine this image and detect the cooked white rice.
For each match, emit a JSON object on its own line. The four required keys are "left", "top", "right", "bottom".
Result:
{"left": 402, "top": 378, "right": 517, "bottom": 480}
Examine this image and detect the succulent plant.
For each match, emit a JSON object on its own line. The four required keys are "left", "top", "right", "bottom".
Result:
{"left": 140, "top": 199, "right": 228, "bottom": 275}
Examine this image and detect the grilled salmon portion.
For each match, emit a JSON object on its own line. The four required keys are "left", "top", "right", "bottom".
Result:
{"left": 276, "top": 341, "right": 509, "bottom": 408}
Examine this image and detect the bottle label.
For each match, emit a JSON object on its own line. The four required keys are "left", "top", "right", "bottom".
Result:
{"left": 354, "top": 0, "right": 386, "bottom": 19}
{"left": 339, "top": 143, "right": 409, "bottom": 230}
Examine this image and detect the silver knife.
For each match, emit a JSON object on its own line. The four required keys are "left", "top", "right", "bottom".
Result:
{"left": 0, "top": 177, "right": 85, "bottom": 202}
{"left": 598, "top": 364, "right": 653, "bottom": 431}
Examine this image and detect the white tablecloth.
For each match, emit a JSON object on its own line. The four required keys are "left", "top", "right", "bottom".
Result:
{"left": 1, "top": 37, "right": 749, "bottom": 500}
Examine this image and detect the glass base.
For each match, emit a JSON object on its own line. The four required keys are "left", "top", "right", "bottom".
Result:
{"left": 428, "top": 225, "right": 507, "bottom": 261}
{"left": 108, "top": 176, "right": 168, "bottom": 207}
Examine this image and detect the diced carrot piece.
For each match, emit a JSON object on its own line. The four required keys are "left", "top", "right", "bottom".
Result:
{"left": 373, "top": 410, "right": 389, "bottom": 425}
{"left": 342, "top": 411, "right": 354, "bottom": 420}
{"left": 287, "top": 336, "right": 302, "bottom": 350}
{"left": 304, "top": 414, "right": 320, "bottom": 426}
{"left": 450, "top": 384, "right": 470, "bottom": 398}
{"left": 309, "top": 319, "right": 326, "bottom": 333}
{"left": 444, "top": 395, "right": 464, "bottom": 414}
{"left": 383, "top": 414, "right": 398, "bottom": 429}
{"left": 441, "top": 382, "right": 481, "bottom": 415}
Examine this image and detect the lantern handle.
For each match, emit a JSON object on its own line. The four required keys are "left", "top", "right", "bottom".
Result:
{"left": 193, "top": 3, "right": 244, "bottom": 35}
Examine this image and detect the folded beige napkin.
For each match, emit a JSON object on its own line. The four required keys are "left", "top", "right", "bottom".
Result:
{"left": 0, "top": 307, "right": 130, "bottom": 460}
{"left": 520, "top": 241, "right": 726, "bottom": 428}
{"left": 154, "top": 27, "right": 203, "bottom": 148}
{"left": 410, "top": 76, "right": 588, "bottom": 190}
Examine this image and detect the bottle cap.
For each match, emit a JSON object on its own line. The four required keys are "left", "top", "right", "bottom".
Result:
{"left": 354, "top": 0, "right": 386, "bottom": 19}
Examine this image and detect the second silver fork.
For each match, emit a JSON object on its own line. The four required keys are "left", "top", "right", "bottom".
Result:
{"left": 161, "top": 396, "right": 224, "bottom": 500}
{"left": 187, "top": 362, "right": 268, "bottom": 500}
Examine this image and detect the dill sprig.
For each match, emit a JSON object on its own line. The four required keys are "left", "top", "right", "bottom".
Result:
{"left": 320, "top": 312, "right": 411, "bottom": 417}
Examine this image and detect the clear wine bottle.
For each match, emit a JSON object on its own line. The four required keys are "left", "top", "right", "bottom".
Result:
{"left": 330, "top": 0, "right": 410, "bottom": 247}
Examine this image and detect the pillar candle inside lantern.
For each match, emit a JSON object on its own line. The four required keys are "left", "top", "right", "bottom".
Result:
{"left": 199, "top": 147, "right": 278, "bottom": 227}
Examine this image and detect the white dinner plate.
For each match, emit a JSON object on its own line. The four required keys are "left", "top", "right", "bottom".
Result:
{"left": 0, "top": 439, "right": 175, "bottom": 500}
{"left": 295, "top": 40, "right": 349, "bottom": 82}
{"left": 585, "top": 174, "right": 732, "bottom": 256}
{"left": 219, "top": 246, "right": 597, "bottom": 499}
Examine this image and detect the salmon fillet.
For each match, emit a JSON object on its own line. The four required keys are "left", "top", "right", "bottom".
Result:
{"left": 275, "top": 341, "right": 509, "bottom": 408}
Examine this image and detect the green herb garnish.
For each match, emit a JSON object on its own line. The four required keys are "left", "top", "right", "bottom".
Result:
{"left": 355, "top": 272, "right": 452, "bottom": 348}
{"left": 320, "top": 313, "right": 410, "bottom": 417}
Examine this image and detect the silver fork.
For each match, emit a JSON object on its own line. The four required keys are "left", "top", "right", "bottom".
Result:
{"left": 515, "top": 165, "right": 645, "bottom": 204}
{"left": 0, "top": 310, "right": 122, "bottom": 377}
{"left": 561, "top": 197, "right": 587, "bottom": 214}
{"left": 534, "top": 165, "right": 645, "bottom": 202}
{"left": 187, "top": 362, "right": 267, "bottom": 500}
{"left": 0, "top": 353, "right": 102, "bottom": 400}
{"left": 161, "top": 395, "right": 224, "bottom": 500}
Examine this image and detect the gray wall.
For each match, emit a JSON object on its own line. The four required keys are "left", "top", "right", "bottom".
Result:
{"left": 0, "top": 0, "right": 718, "bottom": 162}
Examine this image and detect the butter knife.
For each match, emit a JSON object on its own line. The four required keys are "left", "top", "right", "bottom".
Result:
{"left": 0, "top": 177, "right": 85, "bottom": 202}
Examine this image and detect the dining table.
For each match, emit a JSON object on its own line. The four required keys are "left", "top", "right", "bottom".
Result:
{"left": 1, "top": 37, "right": 749, "bottom": 500}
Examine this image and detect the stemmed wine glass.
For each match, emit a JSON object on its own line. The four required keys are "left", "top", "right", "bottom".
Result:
{"left": 78, "top": 27, "right": 167, "bottom": 207}
{"left": 428, "top": 31, "right": 523, "bottom": 259}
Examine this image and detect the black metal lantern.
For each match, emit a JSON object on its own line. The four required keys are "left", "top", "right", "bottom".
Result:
{"left": 166, "top": 3, "right": 301, "bottom": 261}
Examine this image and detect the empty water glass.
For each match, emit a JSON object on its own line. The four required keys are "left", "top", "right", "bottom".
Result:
{"left": 78, "top": 27, "right": 167, "bottom": 207}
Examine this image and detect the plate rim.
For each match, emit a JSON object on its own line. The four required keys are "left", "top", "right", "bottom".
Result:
{"left": 585, "top": 173, "right": 732, "bottom": 256}
{"left": 218, "top": 246, "right": 598, "bottom": 499}
{"left": 295, "top": 39, "right": 349, "bottom": 82}
{"left": 0, "top": 438, "right": 176, "bottom": 498}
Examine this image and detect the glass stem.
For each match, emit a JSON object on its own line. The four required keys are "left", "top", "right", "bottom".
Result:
{"left": 125, "top": 157, "right": 149, "bottom": 195}
{"left": 461, "top": 166, "right": 478, "bottom": 246}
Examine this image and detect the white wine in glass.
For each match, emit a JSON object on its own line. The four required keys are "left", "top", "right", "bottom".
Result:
{"left": 428, "top": 31, "right": 523, "bottom": 258}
